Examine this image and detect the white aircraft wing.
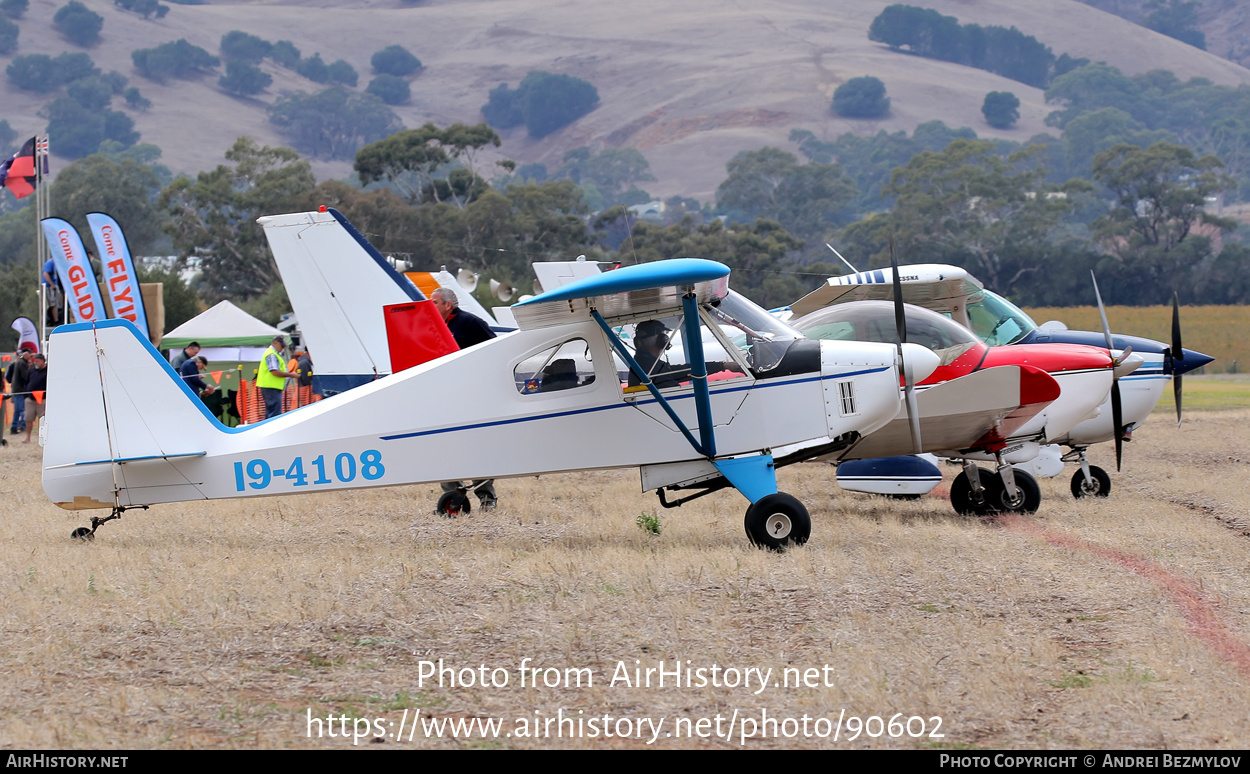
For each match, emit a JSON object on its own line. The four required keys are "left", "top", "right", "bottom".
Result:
{"left": 791, "top": 263, "right": 982, "bottom": 318}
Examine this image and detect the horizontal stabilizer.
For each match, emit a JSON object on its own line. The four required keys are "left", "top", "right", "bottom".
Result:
{"left": 43, "top": 320, "right": 227, "bottom": 509}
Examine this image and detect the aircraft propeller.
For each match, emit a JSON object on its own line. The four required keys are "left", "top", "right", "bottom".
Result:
{"left": 890, "top": 237, "right": 923, "bottom": 454}
{"left": 1171, "top": 292, "right": 1184, "bottom": 427}
{"left": 1091, "top": 272, "right": 1129, "bottom": 471}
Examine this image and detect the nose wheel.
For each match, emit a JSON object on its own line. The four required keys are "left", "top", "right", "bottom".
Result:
{"left": 744, "top": 493, "right": 811, "bottom": 551}
{"left": 1070, "top": 465, "right": 1111, "bottom": 498}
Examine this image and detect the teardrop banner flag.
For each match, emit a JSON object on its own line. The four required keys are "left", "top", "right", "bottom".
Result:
{"left": 41, "top": 218, "right": 105, "bottom": 324}
{"left": 10, "top": 317, "right": 38, "bottom": 354}
{"left": 86, "top": 212, "right": 149, "bottom": 336}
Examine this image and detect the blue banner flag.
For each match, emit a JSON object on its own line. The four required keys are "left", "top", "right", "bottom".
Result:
{"left": 41, "top": 218, "right": 106, "bottom": 324}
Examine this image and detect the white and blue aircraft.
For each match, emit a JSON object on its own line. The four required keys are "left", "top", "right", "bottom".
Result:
{"left": 42, "top": 257, "right": 938, "bottom": 549}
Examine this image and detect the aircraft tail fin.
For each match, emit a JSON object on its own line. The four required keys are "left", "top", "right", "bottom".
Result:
{"left": 43, "top": 320, "right": 223, "bottom": 510}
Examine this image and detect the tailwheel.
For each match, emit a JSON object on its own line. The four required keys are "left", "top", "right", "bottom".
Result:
{"left": 69, "top": 505, "right": 142, "bottom": 541}
{"left": 950, "top": 467, "right": 994, "bottom": 516}
{"left": 1070, "top": 466, "right": 1111, "bottom": 498}
{"left": 436, "top": 490, "right": 471, "bottom": 518}
{"left": 986, "top": 470, "right": 1042, "bottom": 514}
{"left": 743, "top": 493, "right": 811, "bottom": 551}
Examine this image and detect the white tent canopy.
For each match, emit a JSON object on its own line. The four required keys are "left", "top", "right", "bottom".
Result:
{"left": 161, "top": 300, "right": 285, "bottom": 360}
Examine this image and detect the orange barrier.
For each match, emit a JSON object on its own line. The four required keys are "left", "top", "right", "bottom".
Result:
{"left": 236, "top": 380, "right": 318, "bottom": 425}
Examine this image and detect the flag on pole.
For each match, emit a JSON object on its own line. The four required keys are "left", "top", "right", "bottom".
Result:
{"left": 86, "top": 212, "right": 149, "bottom": 336}
{"left": 40, "top": 218, "right": 106, "bottom": 323}
{"left": 10, "top": 317, "right": 38, "bottom": 354}
{"left": 35, "top": 136, "right": 49, "bottom": 175}
{"left": 0, "top": 137, "right": 37, "bottom": 198}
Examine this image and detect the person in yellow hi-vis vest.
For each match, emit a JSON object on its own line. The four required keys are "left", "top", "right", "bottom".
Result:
{"left": 257, "top": 336, "right": 299, "bottom": 419}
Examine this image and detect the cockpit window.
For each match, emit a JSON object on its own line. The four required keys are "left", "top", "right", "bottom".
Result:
{"left": 967, "top": 291, "right": 1037, "bottom": 346}
{"left": 792, "top": 301, "right": 979, "bottom": 365}
{"left": 619, "top": 311, "right": 747, "bottom": 392}
{"left": 705, "top": 290, "right": 803, "bottom": 372}
{"left": 515, "top": 338, "right": 596, "bottom": 394}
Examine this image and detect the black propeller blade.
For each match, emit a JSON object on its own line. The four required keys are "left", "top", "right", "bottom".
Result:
{"left": 890, "top": 236, "right": 922, "bottom": 454}
{"left": 1172, "top": 292, "right": 1184, "bottom": 427}
{"left": 1091, "top": 271, "right": 1125, "bottom": 472}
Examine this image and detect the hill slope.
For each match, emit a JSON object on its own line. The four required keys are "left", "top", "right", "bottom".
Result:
{"left": 3, "top": 0, "right": 1249, "bottom": 201}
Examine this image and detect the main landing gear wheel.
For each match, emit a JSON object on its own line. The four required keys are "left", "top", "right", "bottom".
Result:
{"left": 986, "top": 470, "right": 1041, "bottom": 514}
{"left": 70, "top": 527, "right": 93, "bottom": 541}
{"left": 1070, "top": 466, "right": 1111, "bottom": 498}
{"left": 743, "top": 493, "right": 811, "bottom": 551}
{"left": 436, "top": 490, "right": 471, "bottom": 518}
{"left": 950, "top": 467, "right": 995, "bottom": 516}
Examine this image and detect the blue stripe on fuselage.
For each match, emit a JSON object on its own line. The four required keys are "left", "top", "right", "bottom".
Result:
{"left": 379, "top": 366, "right": 890, "bottom": 441}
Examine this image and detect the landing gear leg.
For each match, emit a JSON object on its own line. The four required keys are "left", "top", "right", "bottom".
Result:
{"left": 71, "top": 505, "right": 147, "bottom": 541}
{"left": 950, "top": 461, "right": 992, "bottom": 516}
{"left": 988, "top": 467, "right": 1041, "bottom": 514}
{"left": 1063, "top": 447, "right": 1111, "bottom": 498}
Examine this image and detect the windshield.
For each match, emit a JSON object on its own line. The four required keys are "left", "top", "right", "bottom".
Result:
{"left": 792, "top": 300, "right": 980, "bottom": 365}
{"left": 967, "top": 290, "right": 1037, "bottom": 346}
{"left": 705, "top": 290, "right": 803, "bottom": 372}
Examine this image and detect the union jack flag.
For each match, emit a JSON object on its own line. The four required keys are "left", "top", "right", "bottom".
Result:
{"left": 35, "top": 135, "right": 48, "bottom": 174}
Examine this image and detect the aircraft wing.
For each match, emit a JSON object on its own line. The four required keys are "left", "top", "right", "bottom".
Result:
{"left": 791, "top": 263, "right": 982, "bottom": 318}
{"left": 512, "top": 259, "right": 730, "bottom": 330}
{"left": 837, "top": 364, "right": 1059, "bottom": 461}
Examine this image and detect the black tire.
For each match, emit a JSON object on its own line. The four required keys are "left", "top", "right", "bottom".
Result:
{"left": 743, "top": 493, "right": 811, "bottom": 551}
{"left": 949, "top": 467, "right": 995, "bottom": 516}
{"left": 985, "top": 469, "right": 1042, "bottom": 514}
{"left": 1070, "top": 466, "right": 1111, "bottom": 499}
{"left": 436, "top": 490, "right": 471, "bottom": 518}
{"left": 70, "top": 527, "right": 94, "bottom": 541}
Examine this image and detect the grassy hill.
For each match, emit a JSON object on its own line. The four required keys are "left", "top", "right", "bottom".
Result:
{"left": 3, "top": 0, "right": 1249, "bottom": 202}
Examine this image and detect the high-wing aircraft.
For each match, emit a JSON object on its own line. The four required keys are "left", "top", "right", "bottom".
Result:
{"left": 42, "top": 258, "right": 945, "bottom": 550}
{"left": 790, "top": 263, "right": 1213, "bottom": 498}
{"left": 786, "top": 299, "right": 1119, "bottom": 515}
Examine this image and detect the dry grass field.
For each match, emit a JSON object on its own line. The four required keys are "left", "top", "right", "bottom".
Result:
{"left": 1025, "top": 305, "right": 1250, "bottom": 375}
{"left": 1, "top": 404, "right": 1249, "bottom": 749}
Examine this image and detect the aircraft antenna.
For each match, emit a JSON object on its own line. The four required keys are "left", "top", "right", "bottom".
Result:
{"left": 826, "top": 244, "right": 858, "bottom": 274}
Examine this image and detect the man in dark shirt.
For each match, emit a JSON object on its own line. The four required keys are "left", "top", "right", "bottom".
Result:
{"left": 171, "top": 341, "right": 200, "bottom": 371}
{"left": 431, "top": 287, "right": 496, "bottom": 349}
{"left": 628, "top": 319, "right": 742, "bottom": 389}
{"left": 23, "top": 354, "right": 47, "bottom": 444}
{"left": 180, "top": 355, "right": 215, "bottom": 402}
{"left": 6, "top": 349, "right": 30, "bottom": 434}
{"left": 430, "top": 287, "right": 499, "bottom": 511}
